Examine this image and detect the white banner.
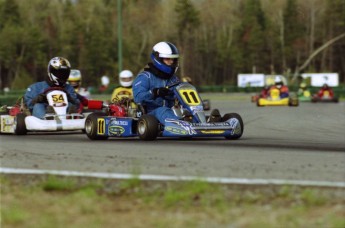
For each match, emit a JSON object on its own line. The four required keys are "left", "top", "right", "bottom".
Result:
{"left": 301, "top": 73, "right": 339, "bottom": 87}
{"left": 237, "top": 74, "right": 265, "bottom": 87}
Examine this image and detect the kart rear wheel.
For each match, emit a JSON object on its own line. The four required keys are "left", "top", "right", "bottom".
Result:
{"left": 288, "top": 97, "right": 299, "bottom": 106}
{"left": 14, "top": 113, "right": 27, "bottom": 135}
{"left": 222, "top": 113, "right": 243, "bottom": 140}
{"left": 85, "top": 112, "right": 108, "bottom": 140}
{"left": 137, "top": 115, "right": 159, "bottom": 141}
{"left": 256, "top": 99, "right": 263, "bottom": 107}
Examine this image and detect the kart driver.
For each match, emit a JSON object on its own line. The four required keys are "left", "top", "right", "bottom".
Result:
{"left": 260, "top": 85, "right": 271, "bottom": 98}
{"left": 67, "top": 69, "right": 90, "bottom": 112}
{"left": 111, "top": 70, "right": 134, "bottom": 102}
{"left": 269, "top": 77, "right": 289, "bottom": 98}
{"left": 298, "top": 82, "right": 308, "bottom": 96}
{"left": 317, "top": 83, "right": 334, "bottom": 98}
{"left": 133, "top": 41, "right": 181, "bottom": 124}
{"left": 67, "top": 69, "right": 91, "bottom": 99}
{"left": 24, "top": 57, "right": 80, "bottom": 119}
{"left": 133, "top": 41, "right": 220, "bottom": 124}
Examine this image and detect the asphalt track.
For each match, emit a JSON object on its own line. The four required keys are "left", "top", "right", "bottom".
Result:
{"left": 1, "top": 95, "right": 345, "bottom": 185}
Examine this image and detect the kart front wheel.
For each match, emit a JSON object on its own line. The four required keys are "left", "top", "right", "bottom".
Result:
{"left": 222, "top": 113, "right": 243, "bottom": 140}
{"left": 14, "top": 113, "right": 27, "bottom": 135}
{"left": 137, "top": 115, "right": 159, "bottom": 141}
{"left": 85, "top": 112, "right": 108, "bottom": 140}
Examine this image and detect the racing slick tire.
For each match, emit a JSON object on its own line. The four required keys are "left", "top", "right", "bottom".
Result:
{"left": 14, "top": 113, "right": 27, "bottom": 135}
{"left": 85, "top": 112, "right": 108, "bottom": 140}
{"left": 256, "top": 99, "right": 263, "bottom": 107}
{"left": 288, "top": 97, "right": 299, "bottom": 106}
{"left": 222, "top": 113, "right": 243, "bottom": 140}
{"left": 137, "top": 114, "right": 159, "bottom": 141}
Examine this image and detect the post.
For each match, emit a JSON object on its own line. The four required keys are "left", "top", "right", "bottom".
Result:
{"left": 117, "top": 0, "right": 122, "bottom": 75}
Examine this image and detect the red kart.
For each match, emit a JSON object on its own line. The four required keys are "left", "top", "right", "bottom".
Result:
{"left": 311, "top": 89, "right": 339, "bottom": 103}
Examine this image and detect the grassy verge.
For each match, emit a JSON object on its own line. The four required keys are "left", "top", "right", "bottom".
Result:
{"left": 1, "top": 174, "right": 344, "bottom": 228}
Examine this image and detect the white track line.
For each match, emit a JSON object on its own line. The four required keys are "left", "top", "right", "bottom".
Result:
{"left": 1, "top": 167, "right": 344, "bottom": 188}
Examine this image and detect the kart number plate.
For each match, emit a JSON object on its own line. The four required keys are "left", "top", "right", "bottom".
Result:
{"left": 51, "top": 94, "right": 66, "bottom": 104}
{"left": 178, "top": 89, "right": 201, "bottom": 106}
{"left": 97, "top": 118, "right": 106, "bottom": 135}
{"left": 1, "top": 115, "right": 15, "bottom": 133}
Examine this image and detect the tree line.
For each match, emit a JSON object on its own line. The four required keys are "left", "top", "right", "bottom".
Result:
{"left": 0, "top": 0, "right": 344, "bottom": 90}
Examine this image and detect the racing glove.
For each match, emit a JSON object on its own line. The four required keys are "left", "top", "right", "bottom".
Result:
{"left": 32, "top": 93, "right": 47, "bottom": 104}
{"left": 152, "top": 87, "right": 172, "bottom": 98}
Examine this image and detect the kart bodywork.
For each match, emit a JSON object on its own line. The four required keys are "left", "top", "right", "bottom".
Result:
{"left": 298, "top": 90, "right": 312, "bottom": 102}
{"left": 0, "top": 88, "right": 85, "bottom": 135}
{"left": 85, "top": 82, "right": 243, "bottom": 141}
{"left": 311, "top": 91, "right": 339, "bottom": 103}
{"left": 257, "top": 88, "right": 299, "bottom": 107}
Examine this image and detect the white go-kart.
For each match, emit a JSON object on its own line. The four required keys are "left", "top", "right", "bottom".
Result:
{"left": 0, "top": 87, "right": 86, "bottom": 135}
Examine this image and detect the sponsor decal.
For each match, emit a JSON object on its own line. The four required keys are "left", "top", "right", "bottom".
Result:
{"left": 165, "top": 126, "right": 187, "bottom": 135}
{"left": 189, "top": 106, "right": 203, "bottom": 113}
{"left": 200, "top": 130, "right": 225, "bottom": 134}
{"left": 109, "top": 126, "right": 125, "bottom": 136}
{"left": 110, "top": 119, "right": 129, "bottom": 126}
{"left": 165, "top": 119, "right": 196, "bottom": 135}
{"left": 228, "top": 118, "right": 241, "bottom": 135}
{"left": 191, "top": 122, "right": 230, "bottom": 127}
{"left": 1, "top": 116, "right": 15, "bottom": 133}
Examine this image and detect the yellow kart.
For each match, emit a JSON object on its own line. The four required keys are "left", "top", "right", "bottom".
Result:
{"left": 257, "top": 88, "right": 299, "bottom": 107}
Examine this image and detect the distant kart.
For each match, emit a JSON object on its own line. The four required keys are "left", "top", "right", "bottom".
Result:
{"left": 0, "top": 87, "right": 85, "bottom": 135}
{"left": 298, "top": 90, "right": 312, "bottom": 102}
{"left": 85, "top": 82, "right": 243, "bottom": 141}
{"left": 256, "top": 88, "right": 299, "bottom": 107}
{"left": 202, "top": 99, "right": 211, "bottom": 110}
{"left": 311, "top": 91, "right": 339, "bottom": 103}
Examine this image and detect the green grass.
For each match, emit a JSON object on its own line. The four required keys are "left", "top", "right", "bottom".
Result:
{"left": 1, "top": 174, "right": 344, "bottom": 228}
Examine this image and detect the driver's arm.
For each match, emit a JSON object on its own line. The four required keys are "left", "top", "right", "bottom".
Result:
{"left": 24, "top": 84, "right": 41, "bottom": 110}
{"left": 65, "top": 86, "right": 80, "bottom": 106}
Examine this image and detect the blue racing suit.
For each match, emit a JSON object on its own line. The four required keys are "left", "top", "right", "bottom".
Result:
{"left": 133, "top": 71, "right": 180, "bottom": 124}
{"left": 24, "top": 81, "right": 79, "bottom": 119}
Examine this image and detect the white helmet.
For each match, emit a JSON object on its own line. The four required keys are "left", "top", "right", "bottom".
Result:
{"left": 119, "top": 70, "right": 133, "bottom": 87}
{"left": 274, "top": 76, "right": 283, "bottom": 88}
{"left": 101, "top": 75, "right": 110, "bottom": 86}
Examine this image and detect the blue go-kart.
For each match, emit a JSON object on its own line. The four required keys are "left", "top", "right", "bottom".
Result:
{"left": 85, "top": 82, "right": 243, "bottom": 141}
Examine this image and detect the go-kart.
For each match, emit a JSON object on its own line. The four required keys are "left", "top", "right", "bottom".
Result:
{"left": 256, "top": 88, "right": 299, "bottom": 107}
{"left": 85, "top": 82, "right": 243, "bottom": 141}
{"left": 311, "top": 90, "right": 339, "bottom": 103}
{"left": 297, "top": 90, "right": 312, "bottom": 102}
{"left": 0, "top": 87, "right": 86, "bottom": 135}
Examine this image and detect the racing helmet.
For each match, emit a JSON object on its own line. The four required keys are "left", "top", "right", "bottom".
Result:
{"left": 322, "top": 83, "right": 329, "bottom": 89}
{"left": 68, "top": 69, "right": 82, "bottom": 90}
{"left": 47, "top": 57, "right": 71, "bottom": 87}
{"left": 274, "top": 77, "right": 283, "bottom": 89}
{"left": 150, "top": 41, "right": 179, "bottom": 75}
{"left": 300, "top": 82, "right": 306, "bottom": 89}
{"left": 182, "top": 76, "right": 192, "bottom": 83}
{"left": 119, "top": 70, "right": 133, "bottom": 87}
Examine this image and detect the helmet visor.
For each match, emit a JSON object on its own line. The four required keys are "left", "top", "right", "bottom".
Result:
{"left": 50, "top": 67, "right": 70, "bottom": 83}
